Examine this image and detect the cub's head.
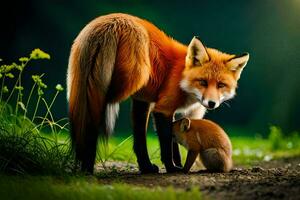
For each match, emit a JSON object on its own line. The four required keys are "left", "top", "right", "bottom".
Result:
{"left": 180, "top": 36, "right": 249, "bottom": 110}
{"left": 172, "top": 118, "right": 191, "bottom": 147}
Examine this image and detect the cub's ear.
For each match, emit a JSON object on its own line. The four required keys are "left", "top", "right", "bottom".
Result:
{"left": 186, "top": 36, "right": 210, "bottom": 68}
{"left": 227, "top": 53, "right": 249, "bottom": 80}
{"left": 180, "top": 118, "right": 191, "bottom": 132}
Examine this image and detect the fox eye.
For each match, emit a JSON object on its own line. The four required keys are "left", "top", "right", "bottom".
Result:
{"left": 199, "top": 79, "right": 208, "bottom": 87}
{"left": 217, "top": 82, "right": 226, "bottom": 88}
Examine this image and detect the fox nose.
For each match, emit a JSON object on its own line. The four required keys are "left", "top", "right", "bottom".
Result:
{"left": 208, "top": 101, "right": 216, "bottom": 109}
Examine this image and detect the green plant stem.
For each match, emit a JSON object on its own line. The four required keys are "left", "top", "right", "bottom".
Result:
{"left": 1, "top": 75, "right": 19, "bottom": 114}
{"left": 24, "top": 73, "right": 44, "bottom": 119}
{"left": 1, "top": 59, "right": 30, "bottom": 114}
{"left": 40, "top": 97, "right": 57, "bottom": 135}
{"left": 0, "top": 75, "right": 6, "bottom": 103}
{"left": 32, "top": 96, "right": 41, "bottom": 121}
{"left": 15, "top": 70, "right": 23, "bottom": 116}
{"left": 4, "top": 58, "right": 31, "bottom": 112}
{"left": 24, "top": 82, "right": 37, "bottom": 119}
{"left": 38, "top": 91, "right": 59, "bottom": 132}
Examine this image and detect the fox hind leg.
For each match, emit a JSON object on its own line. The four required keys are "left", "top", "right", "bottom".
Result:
{"left": 80, "top": 122, "right": 100, "bottom": 173}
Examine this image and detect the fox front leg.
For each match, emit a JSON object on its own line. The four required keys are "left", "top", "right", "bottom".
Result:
{"left": 183, "top": 150, "right": 199, "bottom": 173}
{"left": 173, "top": 141, "right": 182, "bottom": 167}
{"left": 152, "top": 112, "right": 181, "bottom": 173}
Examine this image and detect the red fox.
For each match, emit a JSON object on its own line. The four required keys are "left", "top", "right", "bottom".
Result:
{"left": 172, "top": 118, "right": 232, "bottom": 173}
{"left": 67, "top": 13, "right": 249, "bottom": 173}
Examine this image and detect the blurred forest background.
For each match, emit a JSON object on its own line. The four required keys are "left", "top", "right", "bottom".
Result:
{"left": 0, "top": 0, "right": 299, "bottom": 136}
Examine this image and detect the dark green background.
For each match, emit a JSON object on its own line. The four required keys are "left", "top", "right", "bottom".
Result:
{"left": 1, "top": 0, "right": 299, "bottom": 135}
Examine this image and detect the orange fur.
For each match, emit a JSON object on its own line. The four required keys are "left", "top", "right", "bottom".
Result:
{"left": 172, "top": 118, "right": 233, "bottom": 173}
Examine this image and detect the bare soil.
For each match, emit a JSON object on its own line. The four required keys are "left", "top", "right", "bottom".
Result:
{"left": 95, "top": 156, "right": 300, "bottom": 200}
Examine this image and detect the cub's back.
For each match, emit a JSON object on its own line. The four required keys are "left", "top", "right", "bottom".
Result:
{"left": 188, "top": 119, "right": 232, "bottom": 153}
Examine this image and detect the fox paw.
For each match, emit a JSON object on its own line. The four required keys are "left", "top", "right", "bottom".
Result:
{"left": 182, "top": 168, "right": 190, "bottom": 174}
{"left": 165, "top": 165, "right": 182, "bottom": 173}
{"left": 140, "top": 164, "right": 159, "bottom": 174}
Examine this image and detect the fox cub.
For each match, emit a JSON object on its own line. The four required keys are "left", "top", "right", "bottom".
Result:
{"left": 172, "top": 118, "right": 232, "bottom": 173}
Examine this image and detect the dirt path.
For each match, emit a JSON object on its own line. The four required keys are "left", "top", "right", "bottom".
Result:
{"left": 96, "top": 157, "right": 300, "bottom": 200}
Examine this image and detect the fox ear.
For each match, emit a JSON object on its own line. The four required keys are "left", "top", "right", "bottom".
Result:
{"left": 227, "top": 53, "right": 249, "bottom": 79}
{"left": 180, "top": 118, "right": 191, "bottom": 132}
{"left": 186, "top": 36, "right": 210, "bottom": 67}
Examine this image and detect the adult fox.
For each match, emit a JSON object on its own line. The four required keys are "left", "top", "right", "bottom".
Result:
{"left": 67, "top": 13, "right": 249, "bottom": 173}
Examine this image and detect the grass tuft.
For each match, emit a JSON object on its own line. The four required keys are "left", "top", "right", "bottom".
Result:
{"left": 0, "top": 127, "right": 73, "bottom": 175}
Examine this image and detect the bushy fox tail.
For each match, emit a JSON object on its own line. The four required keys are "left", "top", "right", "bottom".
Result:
{"left": 67, "top": 30, "right": 119, "bottom": 173}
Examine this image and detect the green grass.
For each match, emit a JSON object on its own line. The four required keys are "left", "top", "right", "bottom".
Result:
{"left": 231, "top": 137, "right": 299, "bottom": 166}
{"left": 0, "top": 175, "right": 201, "bottom": 200}
{"left": 96, "top": 133, "right": 161, "bottom": 165}
{"left": 0, "top": 134, "right": 71, "bottom": 175}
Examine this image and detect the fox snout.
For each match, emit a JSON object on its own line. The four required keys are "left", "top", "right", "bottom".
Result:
{"left": 200, "top": 87, "right": 236, "bottom": 109}
{"left": 201, "top": 98, "right": 219, "bottom": 110}
{"left": 203, "top": 99, "right": 218, "bottom": 109}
